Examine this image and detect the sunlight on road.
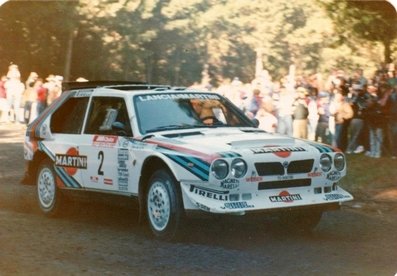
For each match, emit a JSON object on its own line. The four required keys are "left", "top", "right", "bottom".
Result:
{"left": 0, "top": 123, "right": 26, "bottom": 143}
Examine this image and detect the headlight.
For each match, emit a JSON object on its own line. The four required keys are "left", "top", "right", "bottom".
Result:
{"left": 334, "top": 153, "right": 345, "bottom": 171}
{"left": 231, "top": 158, "right": 247, "bottom": 178}
{"left": 320, "top": 154, "right": 332, "bottom": 172}
{"left": 211, "top": 159, "right": 229, "bottom": 180}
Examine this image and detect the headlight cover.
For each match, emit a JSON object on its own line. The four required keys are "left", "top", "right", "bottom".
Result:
{"left": 231, "top": 158, "right": 247, "bottom": 178}
{"left": 211, "top": 159, "right": 229, "bottom": 180}
{"left": 320, "top": 154, "right": 332, "bottom": 172}
{"left": 334, "top": 153, "right": 345, "bottom": 171}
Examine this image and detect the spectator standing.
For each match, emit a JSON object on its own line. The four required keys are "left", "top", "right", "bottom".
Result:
{"left": 4, "top": 64, "right": 25, "bottom": 123}
{"left": 0, "top": 75, "right": 9, "bottom": 123}
{"left": 330, "top": 92, "right": 353, "bottom": 151}
{"left": 33, "top": 78, "right": 47, "bottom": 119}
{"left": 22, "top": 72, "right": 38, "bottom": 124}
{"left": 307, "top": 87, "right": 319, "bottom": 141}
{"left": 45, "top": 75, "right": 63, "bottom": 106}
{"left": 365, "top": 84, "right": 390, "bottom": 158}
{"left": 387, "top": 82, "right": 397, "bottom": 159}
{"left": 292, "top": 87, "right": 309, "bottom": 139}
{"left": 346, "top": 84, "right": 370, "bottom": 154}
{"left": 248, "top": 88, "right": 263, "bottom": 117}
{"left": 256, "top": 100, "right": 277, "bottom": 133}
{"left": 275, "top": 86, "right": 294, "bottom": 136}
{"left": 315, "top": 92, "right": 331, "bottom": 144}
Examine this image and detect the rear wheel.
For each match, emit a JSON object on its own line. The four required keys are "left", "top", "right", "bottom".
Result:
{"left": 146, "top": 169, "right": 183, "bottom": 240}
{"left": 37, "top": 159, "right": 63, "bottom": 217}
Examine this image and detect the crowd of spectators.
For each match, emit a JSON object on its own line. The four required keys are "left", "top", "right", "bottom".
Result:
{"left": 0, "top": 64, "right": 63, "bottom": 125}
{"left": 212, "top": 64, "right": 397, "bottom": 159}
{"left": 1, "top": 62, "right": 396, "bottom": 159}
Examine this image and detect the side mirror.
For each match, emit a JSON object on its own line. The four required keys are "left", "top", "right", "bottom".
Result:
{"left": 251, "top": 118, "right": 260, "bottom": 128}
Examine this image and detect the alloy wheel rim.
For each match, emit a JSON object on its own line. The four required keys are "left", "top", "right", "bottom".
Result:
{"left": 38, "top": 168, "right": 55, "bottom": 209}
{"left": 147, "top": 181, "right": 171, "bottom": 232}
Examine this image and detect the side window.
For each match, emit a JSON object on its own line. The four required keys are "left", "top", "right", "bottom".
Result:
{"left": 51, "top": 97, "right": 89, "bottom": 134}
{"left": 84, "top": 97, "right": 132, "bottom": 136}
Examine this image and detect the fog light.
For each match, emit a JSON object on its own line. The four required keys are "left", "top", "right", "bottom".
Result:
{"left": 242, "top": 193, "right": 252, "bottom": 200}
{"left": 229, "top": 194, "right": 239, "bottom": 201}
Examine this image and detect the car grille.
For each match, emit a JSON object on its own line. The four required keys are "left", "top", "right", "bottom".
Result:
{"left": 254, "top": 159, "right": 314, "bottom": 176}
{"left": 258, "top": 179, "right": 312, "bottom": 190}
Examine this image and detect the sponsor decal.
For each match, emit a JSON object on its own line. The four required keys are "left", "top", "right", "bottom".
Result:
{"left": 251, "top": 146, "right": 306, "bottom": 158}
{"left": 246, "top": 171, "right": 263, "bottom": 182}
{"left": 269, "top": 191, "right": 302, "bottom": 203}
{"left": 93, "top": 135, "right": 118, "bottom": 147}
{"left": 223, "top": 201, "right": 254, "bottom": 209}
{"left": 190, "top": 185, "right": 229, "bottom": 201}
{"left": 90, "top": 176, "right": 99, "bottom": 183}
{"left": 75, "top": 91, "right": 91, "bottom": 97}
{"left": 129, "top": 139, "right": 147, "bottom": 150}
{"left": 104, "top": 178, "right": 113, "bottom": 185}
{"left": 277, "top": 175, "right": 293, "bottom": 180}
{"left": 138, "top": 93, "right": 220, "bottom": 102}
{"left": 246, "top": 176, "right": 263, "bottom": 182}
{"left": 55, "top": 148, "right": 87, "bottom": 176}
{"left": 324, "top": 194, "right": 350, "bottom": 201}
{"left": 308, "top": 171, "right": 322, "bottom": 177}
{"left": 220, "top": 179, "right": 239, "bottom": 189}
{"left": 327, "top": 171, "right": 341, "bottom": 181}
{"left": 196, "top": 202, "right": 211, "bottom": 212}
{"left": 40, "top": 124, "right": 49, "bottom": 137}
{"left": 119, "top": 138, "right": 130, "bottom": 148}
{"left": 117, "top": 148, "right": 129, "bottom": 191}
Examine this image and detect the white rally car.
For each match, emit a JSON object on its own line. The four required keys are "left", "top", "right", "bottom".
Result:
{"left": 23, "top": 82, "right": 353, "bottom": 240}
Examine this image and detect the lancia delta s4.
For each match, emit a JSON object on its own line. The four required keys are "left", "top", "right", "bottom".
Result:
{"left": 23, "top": 82, "right": 353, "bottom": 240}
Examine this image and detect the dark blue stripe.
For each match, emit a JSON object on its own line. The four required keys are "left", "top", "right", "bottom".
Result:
{"left": 165, "top": 154, "right": 209, "bottom": 181}
{"left": 54, "top": 166, "right": 82, "bottom": 188}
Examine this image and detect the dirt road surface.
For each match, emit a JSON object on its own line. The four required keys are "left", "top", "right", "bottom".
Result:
{"left": 0, "top": 123, "right": 396, "bottom": 275}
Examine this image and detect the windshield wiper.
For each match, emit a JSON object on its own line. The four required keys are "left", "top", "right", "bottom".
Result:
{"left": 145, "top": 124, "right": 195, "bottom": 133}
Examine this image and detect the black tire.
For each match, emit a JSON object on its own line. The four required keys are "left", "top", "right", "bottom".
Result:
{"left": 146, "top": 169, "right": 183, "bottom": 240}
{"left": 278, "top": 210, "right": 322, "bottom": 233}
{"left": 36, "top": 159, "right": 63, "bottom": 217}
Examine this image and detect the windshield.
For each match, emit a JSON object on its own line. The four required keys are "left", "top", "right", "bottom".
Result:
{"left": 134, "top": 92, "right": 254, "bottom": 134}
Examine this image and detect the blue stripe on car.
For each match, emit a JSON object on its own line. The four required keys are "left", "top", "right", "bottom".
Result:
{"left": 164, "top": 154, "right": 210, "bottom": 181}
{"left": 54, "top": 166, "right": 82, "bottom": 188}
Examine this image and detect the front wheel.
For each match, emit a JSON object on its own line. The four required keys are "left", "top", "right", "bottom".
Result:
{"left": 146, "top": 169, "right": 183, "bottom": 240}
{"left": 37, "top": 159, "right": 63, "bottom": 217}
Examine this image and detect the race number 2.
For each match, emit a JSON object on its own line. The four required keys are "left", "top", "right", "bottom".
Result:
{"left": 98, "top": 151, "right": 104, "bottom": 175}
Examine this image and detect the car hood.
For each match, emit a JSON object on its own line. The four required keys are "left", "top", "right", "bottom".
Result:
{"left": 145, "top": 127, "right": 328, "bottom": 158}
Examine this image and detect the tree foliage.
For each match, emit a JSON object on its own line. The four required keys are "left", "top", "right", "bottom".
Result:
{"left": 0, "top": 0, "right": 395, "bottom": 85}
{"left": 319, "top": 0, "right": 397, "bottom": 63}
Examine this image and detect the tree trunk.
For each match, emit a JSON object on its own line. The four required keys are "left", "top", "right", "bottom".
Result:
{"left": 64, "top": 28, "right": 78, "bottom": 81}
{"left": 384, "top": 39, "right": 392, "bottom": 64}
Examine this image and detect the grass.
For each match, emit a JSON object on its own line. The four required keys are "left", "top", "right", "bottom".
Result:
{"left": 340, "top": 154, "right": 397, "bottom": 199}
